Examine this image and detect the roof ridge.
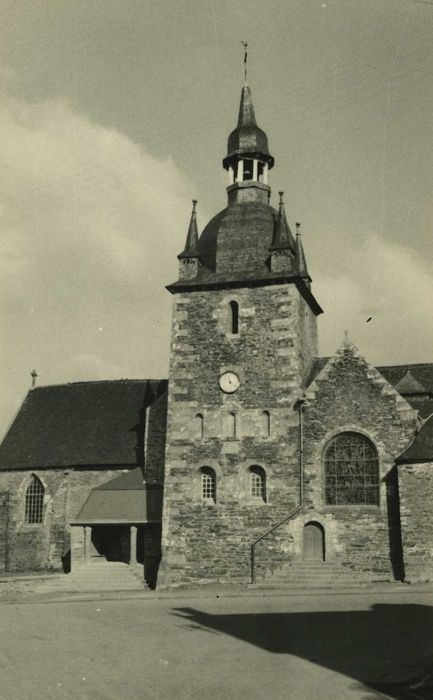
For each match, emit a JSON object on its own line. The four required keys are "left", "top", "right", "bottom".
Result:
{"left": 31, "top": 378, "right": 167, "bottom": 390}
{"left": 377, "top": 362, "right": 433, "bottom": 370}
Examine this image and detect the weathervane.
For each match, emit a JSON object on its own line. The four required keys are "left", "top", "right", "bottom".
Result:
{"left": 242, "top": 41, "right": 248, "bottom": 83}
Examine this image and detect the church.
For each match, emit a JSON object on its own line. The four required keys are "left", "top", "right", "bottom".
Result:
{"left": 0, "top": 80, "right": 432, "bottom": 589}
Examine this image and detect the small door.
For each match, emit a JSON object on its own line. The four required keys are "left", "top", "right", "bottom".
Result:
{"left": 303, "top": 522, "right": 325, "bottom": 561}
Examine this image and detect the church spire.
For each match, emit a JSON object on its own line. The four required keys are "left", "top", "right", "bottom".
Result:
{"left": 223, "top": 78, "right": 274, "bottom": 206}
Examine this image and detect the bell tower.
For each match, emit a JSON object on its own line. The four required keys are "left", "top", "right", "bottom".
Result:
{"left": 222, "top": 83, "right": 274, "bottom": 205}
{"left": 158, "top": 78, "right": 323, "bottom": 587}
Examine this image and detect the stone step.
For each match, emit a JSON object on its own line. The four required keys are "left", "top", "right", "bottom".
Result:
{"left": 249, "top": 584, "right": 373, "bottom": 591}
{"left": 255, "top": 563, "right": 391, "bottom": 589}
{"left": 51, "top": 562, "right": 146, "bottom": 592}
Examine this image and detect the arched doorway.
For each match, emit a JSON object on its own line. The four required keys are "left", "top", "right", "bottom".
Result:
{"left": 303, "top": 522, "right": 325, "bottom": 561}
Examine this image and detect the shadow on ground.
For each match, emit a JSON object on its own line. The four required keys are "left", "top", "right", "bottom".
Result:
{"left": 174, "top": 604, "right": 433, "bottom": 700}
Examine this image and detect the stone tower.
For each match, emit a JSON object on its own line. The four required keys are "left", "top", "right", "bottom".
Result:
{"left": 159, "top": 82, "right": 323, "bottom": 587}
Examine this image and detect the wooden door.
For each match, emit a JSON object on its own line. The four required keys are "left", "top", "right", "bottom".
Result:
{"left": 303, "top": 522, "right": 325, "bottom": 561}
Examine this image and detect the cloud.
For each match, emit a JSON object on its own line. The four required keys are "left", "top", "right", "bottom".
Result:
{"left": 0, "top": 94, "right": 202, "bottom": 434}
{"left": 315, "top": 231, "right": 433, "bottom": 365}
{"left": 1, "top": 92, "right": 432, "bottom": 437}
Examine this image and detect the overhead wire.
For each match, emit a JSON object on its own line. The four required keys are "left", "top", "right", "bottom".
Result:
{"left": 1, "top": 28, "right": 432, "bottom": 222}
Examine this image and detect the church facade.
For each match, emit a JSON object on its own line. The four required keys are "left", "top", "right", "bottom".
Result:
{"left": 0, "top": 82, "right": 432, "bottom": 588}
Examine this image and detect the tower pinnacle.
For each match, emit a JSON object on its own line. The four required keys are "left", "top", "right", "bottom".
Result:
{"left": 270, "top": 192, "right": 295, "bottom": 251}
{"left": 295, "top": 222, "right": 311, "bottom": 284}
{"left": 178, "top": 200, "right": 199, "bottom": 259}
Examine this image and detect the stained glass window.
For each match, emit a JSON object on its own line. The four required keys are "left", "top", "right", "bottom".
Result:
{"left": 324, "top": 432, "right": 379, "bottom": 506}
{"left": 25, "top": 475, "right": 44, "bottom": 524}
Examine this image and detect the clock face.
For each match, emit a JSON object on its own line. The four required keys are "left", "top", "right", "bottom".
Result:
{"left": 219, "top": 371, "right": 240, "bottom": 394}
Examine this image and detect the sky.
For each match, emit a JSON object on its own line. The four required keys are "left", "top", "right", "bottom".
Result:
{"left": 1, "top": 0, "right": 433, "bottom": 435}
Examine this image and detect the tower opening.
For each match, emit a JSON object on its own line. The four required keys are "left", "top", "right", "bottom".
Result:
{"left": 229, "top": 300, "right": 239, "bottom": 334}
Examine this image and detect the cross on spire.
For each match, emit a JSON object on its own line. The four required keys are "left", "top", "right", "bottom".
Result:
{"left": 31, "top": 369, "right": 38, "bottom": 388}
{"left": 242, "top": 41, "right": 248, "bottom": 84}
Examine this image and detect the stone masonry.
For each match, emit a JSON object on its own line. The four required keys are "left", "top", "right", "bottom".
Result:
{"left": 0, "top": 468, "right": 129, "bottom": 572}
{"left": 398, "top": 462, "right": 433, "bottom": 582}
{"left": 159, "top": 281, "right": 319, "bottom": 586}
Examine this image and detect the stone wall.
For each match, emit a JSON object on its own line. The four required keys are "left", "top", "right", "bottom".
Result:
{"left": 297, "top": 342, "right": 417, "bottom": 579}
{"left": 161, "top": 327, "right": 418, "bottom": 586}
{"left": 145, "top": 392, "right": 168, "bottom": 483}
{"left": 160, "top": 282, "right": 319, "bottom": 586}
{"left": 398, "top": 462, "right": 433, "bottom": 582}
{"left": 0, "top": 467, "right": 129, "bottom": 572}
{"left": 0, "top": 492, "right": 9, "bottom": 572}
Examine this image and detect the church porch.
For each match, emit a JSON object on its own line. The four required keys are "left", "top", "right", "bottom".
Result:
{"left": 70, "top": 468, "right": 163, "bottom": 588}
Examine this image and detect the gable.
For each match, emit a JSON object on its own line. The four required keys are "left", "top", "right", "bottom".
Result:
{"left": 304, "top": 341, "right": 417, "bottom": 460}
{"left": 307, "top": 358, "right": 433, "bottom": 419}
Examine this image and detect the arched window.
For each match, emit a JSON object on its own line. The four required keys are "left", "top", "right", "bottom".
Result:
{"left": 25, "top": 475, "right": 44, "bottom": 524}
{"left": 194, "top": 413, "right": 204, "bottom": 439}
{"left": 201, "top": 467, "right": 216, "bottom": 502}
{"left": 223, "top": 412, "right": 236, "bottom": 439}
{"left": 324, "top": 432, "right": 379, "bottom": 506}
{"left": 229, "top": 300, "right": 239, "bottom": 335}
{"left": 250, "top": 466, "right": 266, "bottom": 502}
{"left": 260, "top": 410, "right": 270, "bottom": 438}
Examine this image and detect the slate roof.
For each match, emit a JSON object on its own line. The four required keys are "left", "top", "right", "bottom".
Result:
{"left": 168, "top": 202, "right": 323, "bottom": 315}
{"left": 378, "top": 364, "right": 433, "bottom": 419}
{"left": 397, "top": 414, "right": 433, "bottom": 464}
{"left": 73, "top": 469, "right": 163, "bottom": 524}
{"left": 377, "top": 363, "right": 433, "bottom": 395}
{"left": 0, "top": 379, "right": 167, "bottom": 471}
{"left": 395, "top": 370, "right": 427, "bottom": 395}
{"left": 223, "top": 84, "right": 274, "bottom": 168}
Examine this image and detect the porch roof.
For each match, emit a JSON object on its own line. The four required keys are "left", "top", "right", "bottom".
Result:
{"left": 72, "top": 468, "right": 163, "bottom": 524}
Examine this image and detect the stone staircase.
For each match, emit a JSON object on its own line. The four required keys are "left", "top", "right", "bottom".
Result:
{"left": 250, "top": 561, "right": 393, "bottom": 591}
{"left": 53, "top": 561, "right": 147, "bottom": 593}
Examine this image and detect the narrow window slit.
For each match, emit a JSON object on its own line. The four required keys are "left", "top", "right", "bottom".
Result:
{"left": 229, "top": 301, "right": 239, "bottom": 335}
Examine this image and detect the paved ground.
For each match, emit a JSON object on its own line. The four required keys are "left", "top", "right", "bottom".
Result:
{"left": 1, "top": 585, "right": 432, "bottom": 700}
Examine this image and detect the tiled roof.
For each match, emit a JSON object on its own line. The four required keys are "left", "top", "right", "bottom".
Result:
{"left": 397, "top": 414, "right": 433, "bottom": 464}
{"left": 0, "top": 379, "right": 167, "bottom": 471}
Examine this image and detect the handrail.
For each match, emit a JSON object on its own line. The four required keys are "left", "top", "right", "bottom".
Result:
{"left": 250, "top": 398, "right": 305, "bottom": 584}
{"left": 250, "top": 505, "right": 302, "bottom": 583}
